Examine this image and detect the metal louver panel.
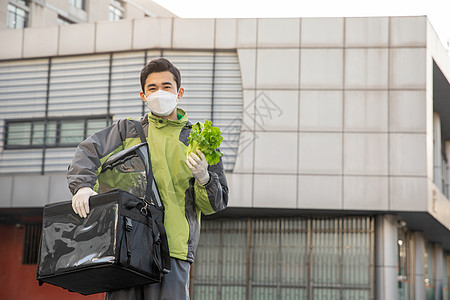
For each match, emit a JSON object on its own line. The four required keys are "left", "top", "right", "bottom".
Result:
{"left": 211, "top": 53, "right": 242, "bottom": 172}
{"left": 44, "top": 148, "right": 79, "bottom": 173}
{"left": 110, "top": 51, "right": 146, "bottom": 120}
{"left": 162, "top": 50, "right": 243, "bottom": 171}
{"left": 0, "top": 59, "right": 49, "bottom": 120}
{"left": 0, "top": 149, "right": 43, "bottom": 174}
{"left": 193, "top": 217, "right": 374, "bottom": 300}
{"left": 48, "top": 55, "right": 110, "bottom": 117}
{"left": 163, "top": 50, "right": 215, "bottom": 121}
{"left": 0, "top": 59, "right": 49, "bottom": 174}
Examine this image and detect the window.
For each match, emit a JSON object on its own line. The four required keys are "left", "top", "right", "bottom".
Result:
{"left": 444, "top": 254, "right": 450, "bottom": 300}
{"left": 109, "top": 0, "right": 124, "bottom": 21}
{"left": 397, "top": 227, "right": 411, "bottom": 300}
{"left": 424, "top": 242, "right": 435, "bottom": 300}
{"left": 433, "top": 62, "right": 450, "bottom": 199}
{"left": 6, "top": 1, "right": 29, "bottom": 29}
{"left": 69, "top": 0, "right": 85, "bottom": 10}
{"left": 441, "top": 143, "right": 449, "bottom": 197}
{"left": 22, "top": 223, "right": 42, "bottom": 265}
{"left": 193, "top": 217, "right": 375, "bottom": 299}
{"left": 4, "top": 116, "right": 112, "bottom": 149}
{"left": 433, "top": 113, "right": 450, "bottom": 197}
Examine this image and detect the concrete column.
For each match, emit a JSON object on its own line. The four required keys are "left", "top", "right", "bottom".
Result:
{"left": 375, "top": 215, "right": 398, "bottom": 300}
{"left": 414, "top": 231, "right": 426, "bottom": 300}
{"left": 434, "top": 244, "right": 444, "bottom": 300}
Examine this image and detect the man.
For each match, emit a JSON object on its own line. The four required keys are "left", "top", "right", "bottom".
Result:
{"left": 67, "top": 57, "right": 229, "bottom": 299}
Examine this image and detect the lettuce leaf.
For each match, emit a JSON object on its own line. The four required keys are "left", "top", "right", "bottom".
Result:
{"left": 185, "top": 120, "right": 223, "bottom": 165}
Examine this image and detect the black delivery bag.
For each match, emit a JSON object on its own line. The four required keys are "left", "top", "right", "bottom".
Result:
{"left": 37, "top": 120, "right": 170, "bottom": 295}
{"left": 36, "top": 188, "right": 170, "bottom": 295}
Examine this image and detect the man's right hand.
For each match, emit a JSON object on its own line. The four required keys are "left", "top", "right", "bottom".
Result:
{"left": 72, "top": 187, "right": 97, "bottom": 218}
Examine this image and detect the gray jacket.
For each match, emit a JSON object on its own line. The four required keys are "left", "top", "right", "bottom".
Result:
{"left": 67, "top": 111, "right": 228, "bottom": 262}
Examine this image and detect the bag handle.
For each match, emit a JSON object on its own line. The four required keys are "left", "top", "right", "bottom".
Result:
{"left": 133, "top": 119, "right": 171, "bottom": 274}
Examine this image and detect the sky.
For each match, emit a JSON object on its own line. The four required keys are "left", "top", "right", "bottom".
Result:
{"left": 153, "top": 0, "right": 450, "bottom": 49}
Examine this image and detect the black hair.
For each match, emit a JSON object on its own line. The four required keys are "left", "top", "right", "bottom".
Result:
{"left": 140, "top": 57, "right": 181, "bottom": 92}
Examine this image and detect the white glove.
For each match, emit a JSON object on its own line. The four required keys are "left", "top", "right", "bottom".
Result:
{"left": 186, "top": 150, "right": 210, "bottom": 186}
{"left": 72, "top": 187, "right": 97, "bottom": 218}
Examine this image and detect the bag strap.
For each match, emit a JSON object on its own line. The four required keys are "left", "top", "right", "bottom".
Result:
{"left": 152, "top": 215, "right": 171, "bottom": 274}
{"left": 133, "top": 120, "right": 163, "bottom": 210}
{"left": 133, "top": 119, "right": 171, "bottom": 274}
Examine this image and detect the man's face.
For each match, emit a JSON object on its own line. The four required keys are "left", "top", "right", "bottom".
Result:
{"left": 140, "top": 71, "right": 183, "bottom": 99}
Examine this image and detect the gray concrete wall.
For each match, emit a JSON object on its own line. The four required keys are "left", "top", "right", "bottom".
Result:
{"left": 0, "top": 174, "right": 72, "bottom": 207}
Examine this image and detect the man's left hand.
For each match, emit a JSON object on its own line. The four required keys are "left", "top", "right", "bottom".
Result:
{"left": 186, "top": 149, "right": 210, "bottom": 185}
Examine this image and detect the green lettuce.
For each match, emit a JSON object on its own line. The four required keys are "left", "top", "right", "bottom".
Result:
{"left": 186, "top": 120, "right": 223, "bottom": 165}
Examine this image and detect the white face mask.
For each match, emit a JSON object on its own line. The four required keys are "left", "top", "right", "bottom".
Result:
{"left": 144, "top": 90, "right": 178, "bottom": 117}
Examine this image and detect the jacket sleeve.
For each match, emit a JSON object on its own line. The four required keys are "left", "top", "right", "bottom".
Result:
{"left": 67, "top": 119, "right": 131, "bottom": 195}
{"left": 193, "top": 155, "right": 229, "bottom": 215}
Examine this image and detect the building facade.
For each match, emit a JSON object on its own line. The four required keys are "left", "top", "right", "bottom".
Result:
{"left": 0, "top": 0, "right": 175, "bottom": 30}
{"left": 1, "top": 15, "right": 450, "bottom": 300}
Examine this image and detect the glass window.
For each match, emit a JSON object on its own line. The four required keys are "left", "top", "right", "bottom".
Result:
{"left": 7, "top": 122, "right": 31, "bottom": 146}
{"left": 60, "top": 120, "right": 84, "bottom": 145}
{"left": 424, "top": 242, "right": 435, "bottom": 300}
{"left": 441, "top": 143, "right": 449, "bottom": 197}
{"left": 397, "top": 228, "right": 411, "bottom": 300}
{"left": 45, "top": 122, "right": 57, "bottom": 146}
{"left": 444, "top": 254, "right": 450, "bottom": 300}
{"left": 433, "top": 113, "right": 449, "bottom": 197}
{"left": 31, "top": 122, "right": 45, "bottom": 145}
{"left": 6, "top": 2, "right": 29, "bottom": 29}
{"left": 109, "top": 0, "right": 123, "bottom": 21}
{"left": 4, "top": 117, "right": 111, "bottom": 149}
{"left": 69, "top": 0, "right": 85, "bottom": 10}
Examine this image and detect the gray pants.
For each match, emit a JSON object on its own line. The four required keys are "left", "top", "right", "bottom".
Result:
{"left": 105, "top": 258, "right": 190, "bottom": 300}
